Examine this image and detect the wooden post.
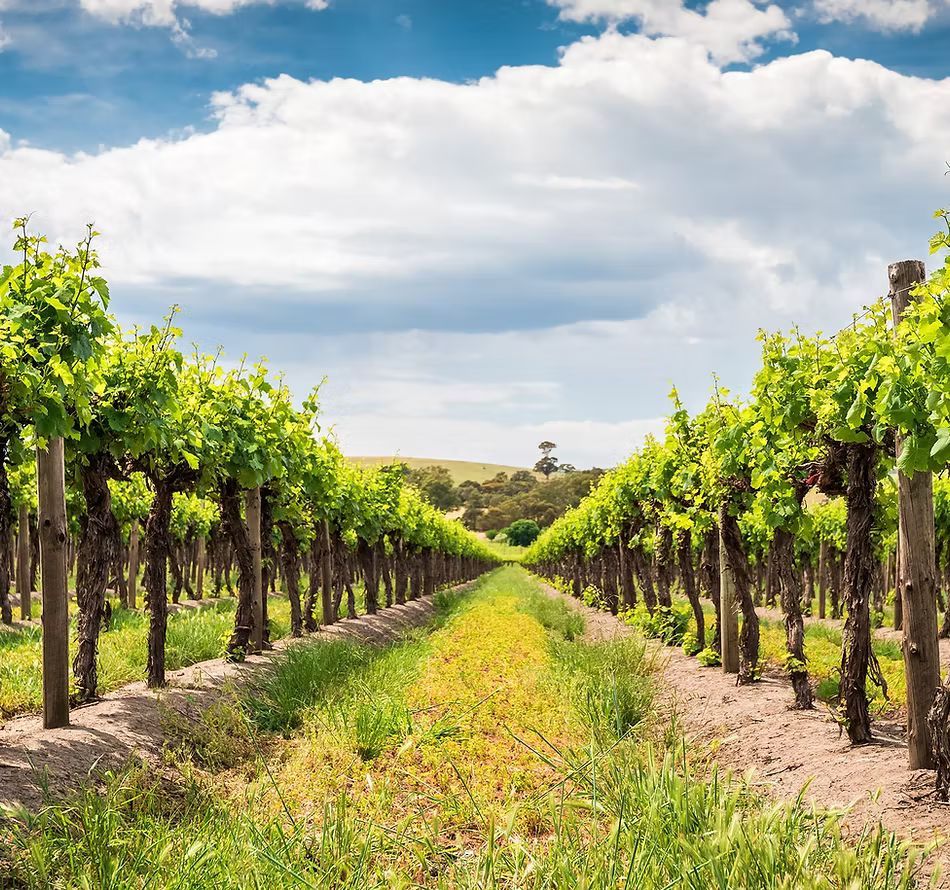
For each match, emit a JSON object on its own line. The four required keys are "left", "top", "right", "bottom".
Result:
{"left": 196, "top": 535, "right": 206, "bottom": 599}
{"left": 890, "top": 259, "right": 940, "bottom": 770}
{"left": 127, "top": 520, "right": 139, "bottom": 609}
{"left": 17, "top": 503, "right": 30, "bottom": 621}
{"left": 818, "top": 540, "right": 827, "bottom": 619}
{"left": 321, "top": 519, "right": 334, "bottom": 625}
{"left": 719, "top": 518, "right": 740, "bottom": 674}
{"left": 38, "top": 437, "right": 69, "bottom": 729}
{"left": 246, "top": 488, "right": 263, "bottom": 652}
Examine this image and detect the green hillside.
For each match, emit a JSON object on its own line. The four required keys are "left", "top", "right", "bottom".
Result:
{"left": 348, "top": 456, "right": 533, "bottom": 484}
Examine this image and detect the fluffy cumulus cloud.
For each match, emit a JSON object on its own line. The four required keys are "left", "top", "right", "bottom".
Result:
{"left": 812, "top": 0, "right": 935, "bottom": 32}
{"left": 547, "top": 0, "right": 796, "bottom": 64}
{"left": 2, "top": 29, "right": 950, "bottom": 463}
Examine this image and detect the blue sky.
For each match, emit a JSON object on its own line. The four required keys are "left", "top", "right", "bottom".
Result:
{"left": 4, "top": 1, "right": 950, "bottom": 152}
{"left": 2, "top": 0, "right": 950, "bottom": 466}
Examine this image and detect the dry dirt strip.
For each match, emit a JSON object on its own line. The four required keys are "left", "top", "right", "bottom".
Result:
{"left": 537, "top": 582, "right": 950, "bottom": 871}
{"left": 0, "top": 589, "right": 469, "bottom": 811}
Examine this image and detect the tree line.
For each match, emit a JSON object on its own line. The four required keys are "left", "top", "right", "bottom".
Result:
{"left": 405, "top": 463, "right": 602, "bottom": 532}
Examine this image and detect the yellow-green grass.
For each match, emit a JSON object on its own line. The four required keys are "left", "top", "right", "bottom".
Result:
{"left": 0, "top": 596, "right": 293, "bottom": 720}
{"left": 348, "top": 456, "right": 533, "bottom": 484}
{"left": 258, "top": 566, "right": 585, "bottom": 845}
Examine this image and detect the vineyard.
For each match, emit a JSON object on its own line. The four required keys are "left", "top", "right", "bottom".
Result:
{"left": 524, "top": 216, "right": 950, "bottom": 784}
{"left": 4, "top": 210, "right": 950, "bottom": 887}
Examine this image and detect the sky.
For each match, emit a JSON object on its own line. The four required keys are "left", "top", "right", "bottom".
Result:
{"left": 2, "top": 0, "right": 950, "bottom": 469}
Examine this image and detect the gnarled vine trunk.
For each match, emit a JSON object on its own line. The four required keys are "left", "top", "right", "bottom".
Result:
{"left": 145, "top": 479, "right": 174, "bottom": 688}
{"left": 0, "top": 437, "right": 13, "bottom": 625}
{"left": 721, "top": 509, "right": 758, "bottom": 685}
{"left": 260, "top": 485, "right": 274, "bottom": 642}
{"left": 221, "top": 477, "right": 257, "bottom": 657}
{"left": 394, "top": 541, "right": 408, "bottom": 605}
{"left": 678, "top": 534, "right": 704, "bottom": 651}
{"left": 618, "top": 540, "right": 636, "bottom": 609}
{"left": 277, "top": 520, "right": 303, "bottom": 637}
{"left": 654, "top": 525, "right": 674, "bottom": 607}
{"left": 632, "top": 548, "right": 658, "bottom": 614}
{"left": 359, "top": 540, "right": 379, "bottom": 614}
{"left": 700, "top": 529, "right": 721, "bottom": 655}
{"left": 377, "top": 539, "right": 392, "bottom": 607}
{"left": 73, "top": 454, "right": 120, "bottom": 702}
{"left": 773, "top": 526, "right": 812, "bottom": 709}
{"left": 839, "top": 443, "right": 882, "bottom": 744}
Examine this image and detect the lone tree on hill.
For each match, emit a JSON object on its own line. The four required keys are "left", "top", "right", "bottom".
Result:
{"left": 534, "top": 441, "right": 559, "bottom": 478}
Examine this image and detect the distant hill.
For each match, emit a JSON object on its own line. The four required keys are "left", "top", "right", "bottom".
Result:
{"left": 348, "top": 456, "right": 535, "bottom": 485}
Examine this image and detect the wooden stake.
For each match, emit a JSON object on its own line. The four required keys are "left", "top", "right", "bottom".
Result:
{"left": 38, "top": 437, "right": 69, "bottom": 729}
{"left": 719, "top": 517, "right": 739, "bottom": 674}
{"left": 890, "top": 258, "right": 940, "bottom": 770}
{"left": 17, "top": 503, "right": 30, "bottom": 621}
{"left": 246, "top": 488, "right": 263, "bottom": 652}
{"left": 128, "top": 520, "right": 139, "bottom": 610}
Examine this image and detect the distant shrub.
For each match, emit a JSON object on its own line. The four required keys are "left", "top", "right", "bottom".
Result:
{"left": 504, "top": 519, "right": 541, "bottom": 547}
{"left": 485, "top": 529, "right": 498, "bottom": 540}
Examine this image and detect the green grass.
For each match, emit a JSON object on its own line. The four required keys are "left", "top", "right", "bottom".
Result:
{"left": 551, "top": 635, "right": 656, "bottom": 744}
{"left": 0, "top": 567, "right": 929, "bottom": 889}
{"left": 0, "top": 595, "right": 293, "bottom": 719}
{"left": 482, "top": 539, "right": 528, "bottom": 562}
{"left": 517, "top": 583, "right": 586, "bottom": 640}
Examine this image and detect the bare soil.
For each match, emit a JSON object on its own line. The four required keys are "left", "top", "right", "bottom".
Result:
{"left": 539, "top": 582, "right": 950, "bottom": 881}
{"left": 0, "top": 592, "right": 458, "bottom": 810}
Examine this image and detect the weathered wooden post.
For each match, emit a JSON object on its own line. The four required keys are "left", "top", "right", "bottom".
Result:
{"left": 17, "top": 503, "right": 31, "bottom": 621}
{"left": 38, "top": 437, "right": 69, "bottom": 729}
{"left": 890, "top": 259, "right": 940, "bottom": 770}
{"left": 719, "top": 509, "right": 740, "bottom": 674}
{"left": 246, "top": 487, "right": 263, "bottom": 652}
{"left": 127, "top": 520, "right": 139, "bottom": 609}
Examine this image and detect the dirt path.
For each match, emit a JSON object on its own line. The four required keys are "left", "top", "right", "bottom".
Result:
{"left": 538, "top": 581, "right": 950, "bottom": 878}
{"left": 0, "top": 591, "right": 464, "bottom": 811}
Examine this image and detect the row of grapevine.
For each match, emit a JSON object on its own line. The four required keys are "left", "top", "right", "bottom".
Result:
{"left": 525, "top": 212, "right": 950, "bottom": 787}
{"left": 0, "top": 219, "right": 497, "bottom": 729}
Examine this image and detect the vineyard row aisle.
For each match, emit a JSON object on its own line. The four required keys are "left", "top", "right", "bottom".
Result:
{"left": 0, "top": 584, "right": 471, "bottom": 810}
{"left": 535, "top": 578, "right": 950, "bottom": 873}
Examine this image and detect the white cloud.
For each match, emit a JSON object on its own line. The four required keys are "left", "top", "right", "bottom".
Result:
{"left": 76, "top": 0, "right": 329, "bottom": 56}
{"left": 812, "top": 0, "right": 934, "bottom": 33}
{"left": 79, "top": 0, "right": 262, "bottom": 26}
{"left": 2, "top": 30, "right": 950, "bottom": 462}
{"left": 514, "top": 173, "right": 640, "bottom": 190}
{"left": 547, "top": 0, "right": 796, "bottom": 65}
{"left": 0, "top": 24, "right": 9, "bottom": 50}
